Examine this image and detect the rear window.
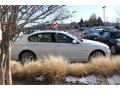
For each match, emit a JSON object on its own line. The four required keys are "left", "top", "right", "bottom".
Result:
{"left": 28, "top": 33, "right": 56, "bottom": 42}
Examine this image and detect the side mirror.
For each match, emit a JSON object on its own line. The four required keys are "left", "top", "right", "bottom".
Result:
{"left": 72, "top": 40, "right": 77, "bottom": 44}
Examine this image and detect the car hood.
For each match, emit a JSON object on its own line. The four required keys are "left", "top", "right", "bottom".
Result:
{"left": 82, "top": 39, "right": 109, "bottom": 48}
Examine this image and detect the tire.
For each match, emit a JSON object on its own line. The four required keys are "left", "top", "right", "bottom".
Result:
{"left": 19, "top": 51, "right": 36, "bottom": 63}
{"left": 89, "top": 50, "right": 105, "bottom": 61}
{"left": 111, "top": 46, "right": 116, "bottom": 54}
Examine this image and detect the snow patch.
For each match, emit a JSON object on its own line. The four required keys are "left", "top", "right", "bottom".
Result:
{"left": 65, "top": 75, "right": 120, "bottom": 85}
{"left": 65, "top": 75, "right": 98, "bottom": 84}
{"left": 35, "top": 75, "right": 120, "bottom": 84}
{"left": 79, "top": 75, "right": 98, "bottom": 84}
{"left": 65, "top": 76, "right": 79, "bottom": 84}
{"left": 36, "top": 76, "right": 45, "bottom": 81}
{"left": 107, "top": 75, "right": 120, "bottom": 85}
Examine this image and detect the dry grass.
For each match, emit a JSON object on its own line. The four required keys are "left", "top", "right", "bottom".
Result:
{"left": 23, "top": 61, "right": 43, "bottom": 78}
{"left": 90, "top": 57, "right": 114, "bottom": 76}
{"left": 11, "top": 55, "right": 120, "bottom": 80}
{"left": 68, "top": 63, "right": 94, "bottom": 77}
{"left": 11, "top": 60, "right": 43, "bottom": 78}
{"left": 111, "top": 56, "right": 120, "bottom": 74}
{"left": 11, "top": 56, "right": 68, "bottom": 80}
{"left": 68, "top": 57, "right": 115, "bottom": 77}
{"left": 10, "top": 61, "right": 24, "bottom": 78}
{"left": 41, "top": 56, "right": 68, "bottom": 80}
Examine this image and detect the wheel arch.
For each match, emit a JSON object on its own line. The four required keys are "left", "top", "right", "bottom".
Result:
{"left": 88, "top": 49, "right": 106, "bottom": 60}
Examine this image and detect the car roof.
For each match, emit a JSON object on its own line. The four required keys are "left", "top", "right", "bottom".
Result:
{"left": 27, "top": 30, "right": 69, "bottom": 36}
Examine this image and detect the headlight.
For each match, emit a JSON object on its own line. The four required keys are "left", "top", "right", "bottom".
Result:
{"left": 117, "top": 42, "right": 120, "bottom": 46}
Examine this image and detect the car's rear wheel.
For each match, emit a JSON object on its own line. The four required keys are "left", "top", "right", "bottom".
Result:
{"left": 19, "top": 51, "right": 36, "bottom": 63}
{"left": 89, "top": 50, "right": 105, "bottom": 61}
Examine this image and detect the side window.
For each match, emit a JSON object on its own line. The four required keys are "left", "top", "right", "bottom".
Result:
{"left": 102, "top": 32, "right": 110, "bottom": 38}
{"left": 38, "top": 33, "right": 51, "bottom": 42}
{"left": 28, "top": 33, "right": 56, "bottom": 42}
{"left": 28, "top": 34, "right": 38, "bottom": 42}
{"left": 56, "top": 33, "right": 73, "bottom": 43}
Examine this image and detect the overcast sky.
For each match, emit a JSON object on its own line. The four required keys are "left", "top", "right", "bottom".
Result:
{"left": 63, "top": 5, "right": 120, "bottom": 23}
{"left": 1, "top": 0, "right": 120, "bottom": 24}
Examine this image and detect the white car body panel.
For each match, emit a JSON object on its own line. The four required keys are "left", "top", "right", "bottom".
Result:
{"left": 55, "top": 43, "right": 83, "bottom": 61}
{"left": 28, "top": 42, "right": 56, "bottom": 58}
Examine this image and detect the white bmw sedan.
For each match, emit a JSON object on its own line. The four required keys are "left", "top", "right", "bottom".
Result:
{"left": 11, "top": 30, "right": 111, "bottom": 63}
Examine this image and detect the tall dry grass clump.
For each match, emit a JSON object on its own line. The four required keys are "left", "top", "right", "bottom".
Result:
{"left": 11, "top": 56, "right": 68, "bottom": 80}
{"left": 112, "top": 56, "right": 120, "bottom": 74}
{"left": 23, "top": 60, "right": 43, "bottom": 78}
{"left": 68, "top": 63, "right": 94, "bottom": 77}
{"left": 11, "top": 60, "right": 43, "bottom": 78}
{"left": 10, "top": 61, "right": 25, "bottom": 78}
{"left": 90, "top": 57, "right": 114, "bottom": 76}
{"left": 41, "top": 56, "right": 68, "bottom": 80}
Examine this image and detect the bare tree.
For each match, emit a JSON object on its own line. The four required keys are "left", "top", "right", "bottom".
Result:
{"left": 0, "top": 5, "right": 71, "bottom": 85}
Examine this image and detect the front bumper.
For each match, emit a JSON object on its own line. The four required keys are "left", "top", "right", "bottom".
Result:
{"left": 105, "top": 48, "right": 111, "bottom": 57}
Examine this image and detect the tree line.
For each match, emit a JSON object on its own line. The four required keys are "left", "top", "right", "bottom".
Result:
{"left": 78, "top": 13, "right": 103, "bottom": 27}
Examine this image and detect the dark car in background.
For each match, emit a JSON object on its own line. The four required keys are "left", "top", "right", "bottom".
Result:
{"left": 79, "top": 27, "right": 88, "bottom": 32}
{"left": 83, "top": 29, "right": 102, "bottom": 40}
{"left": 97, "top": 29, "right": 120, "bottom": 54}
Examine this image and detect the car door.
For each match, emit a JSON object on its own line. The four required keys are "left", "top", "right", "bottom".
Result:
{"left": 55, "top": 33, "right": 83, "bottom": 61}
{"left": 27, "top": 32, "right": 56, "bottom": 58}
{"left": 100, "top": 31, "right": 111, "bottom": 46}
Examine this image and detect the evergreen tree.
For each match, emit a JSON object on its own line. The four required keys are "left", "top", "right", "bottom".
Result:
{"left": 79, "top": 13, "right": 103, "bottom": 27}
{"left": 97, "top": 17, "right": 103, "bottom": 25}
{"left": 78, "top": 18, "right": 84, "bottom": 27}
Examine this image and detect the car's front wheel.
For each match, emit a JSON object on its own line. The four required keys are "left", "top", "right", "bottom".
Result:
{"left": 89, "top": 50, "right": 105, "bottom": 61}
{"left": 19, "top": 50, "right": 37, "bottom": 63}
